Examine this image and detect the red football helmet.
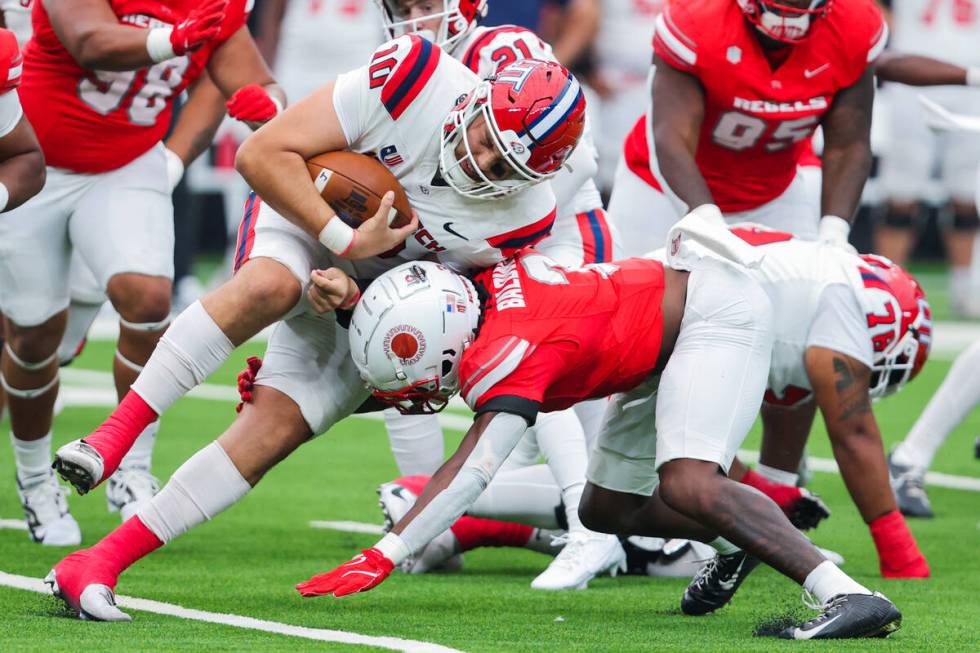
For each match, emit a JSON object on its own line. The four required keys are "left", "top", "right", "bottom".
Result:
{"left": 375, "top": 0, "right": 487, "bottom": 53}
{"left": 735, "top": 0, "right": 832, "bottom": 43}
{"left": 440, "top": 59, "right": 586, "bottom": 199}
{"left": 857, "top": 255, "right": 932, "bottom": 399}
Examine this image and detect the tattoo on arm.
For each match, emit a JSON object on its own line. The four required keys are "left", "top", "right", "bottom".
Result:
{"left": 832, "top": 356, "right": 871, "bottom": 421}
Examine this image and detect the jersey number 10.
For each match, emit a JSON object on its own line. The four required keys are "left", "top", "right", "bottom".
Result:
{"left": 78, "top": 57, "right": 190, "bottom": 126}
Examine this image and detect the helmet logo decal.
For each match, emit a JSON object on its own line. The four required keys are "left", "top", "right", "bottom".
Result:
{"left": 385, "top": 325, "right": 427, "bottom": 364}
{"left": 495, "top": 60, "right": 537, "bottom": 93}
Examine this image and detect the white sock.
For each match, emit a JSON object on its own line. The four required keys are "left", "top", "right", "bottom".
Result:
{"left": 130, "top": 301, "right": 234, "bottom": 414}
{"left": 58, "top": 300, "right": 104, "bottom": 365}
{"left": 803, "top": 560, "right": 871, "bottom": 603}
{"left": 708, "top": 536, "right": 740, "bottom": 555}
{"left": 10, "top": 431, "right": 52, "bottom": 482}
{"left": 525, "top": 528, "right": 564, "bottom": 555}
{"left": 469, "top": 464, "right": 563, "bottom": 529}
{"left": 137, "top": 441, "right": 251, "bottom": 543}
{"left": 533, "top": 409, "right": 589, "bottom": 533}
{"left": 383, "top": 409, "right": 444, "bottom": 476}
{"left": 893, "top": 339, "right": 980, "bottom": 470}
{"left": 118, "top": 421, "right": 158, "bottom": 471}
{"left": 757, "top": 463, "right": 799, "bottom": 486}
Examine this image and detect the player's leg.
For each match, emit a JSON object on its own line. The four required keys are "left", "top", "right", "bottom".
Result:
{"left": 59, "top": 254, "right": 107, "bottom": 366}
{"left": 890, "top": 339, "right": 980, "bottom": 517}
{"left": 726, "top": 169, "right": 819, "bottom": 240}
{"left": 383, "top": 410, "right": 445, "bottom": 476}
{"left": 940, "top": 113, "right": 980, "bottom": 316}
{"left": 54, "top": 197, "right": 313, "bottom": 493}
{"left": 0, "top": 170, "right": 81, "bottom": 545}
{"left": 47, "top": 310, "right": 370, "bottom": 620}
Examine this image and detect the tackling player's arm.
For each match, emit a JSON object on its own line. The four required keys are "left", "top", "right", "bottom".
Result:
{"left": 805, "top": 347, "right": 896, "bottom": 523}
{"left": 818, "top": 66, "right": 874, "bottom": 235}
{"left": 162, "top": 73, "right": 227, "bottom": 191}
{"left": 295, "top": 411, "right": 531, "bottom": 597}
{"left": 875, "top": 51, "right": 980, "bottom": 87}
{"left": 650, "top": 54, "right": 714, "bottom": 212}
{"left": 0, "top": 113, "right": 45, "bottom": 212}
{"left": 234, "top": 82, "right": 418, "bottom": 259}
{"left": 43, "top": 0, "right": 227, "bottom": 71}
{"left": 205, "top": 26, "right": 286, "bottom": 128}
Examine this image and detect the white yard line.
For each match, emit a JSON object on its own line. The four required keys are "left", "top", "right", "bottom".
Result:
{"left": 309, "top": 521, "right": 386, "bottom": 535}
{"left": 0, "top": 571, "right": 464, "bottom": 653}
{"left": 0, "top": 519, "right": 27, "bottom": 531}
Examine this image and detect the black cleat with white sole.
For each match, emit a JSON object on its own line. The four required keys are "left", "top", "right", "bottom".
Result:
{"left": 780, "top": 592, "right": 901, "bottom": 639}
{"left": 787, "top": 489, "right": 831, "bottom": 530}
{"left": 681, "top": 550, "right": 761, "bottom": 615}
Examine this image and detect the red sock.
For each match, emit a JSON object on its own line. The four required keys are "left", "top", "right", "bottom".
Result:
{"left": 870, "top": 510, "right": 930, "bottom": 578}
{"left": 393, "top": 475, "right": 430, "bottom": 496}
{"left": 55, "top": 517, "right": 163, "bottom": 598}
{"left": 740, "top": 468, "right": 802, "bottom": 513}
{"left": 450, "top": 516, "right": 533, "bottom": 552}
{"left": 84, "top": 391, "right": 158, "bottom": 483}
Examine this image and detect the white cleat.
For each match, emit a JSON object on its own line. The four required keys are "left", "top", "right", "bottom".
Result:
{"left": 378, "top": 481, "right": 463, "bottom": 574}
{"left": 44, "top": 570, "right": 131, "bottom": 622}
{"left": 53, "top": 439, "right": 105, "bottom": 495}
{"left": 106, "top": 466, "right": 160, "bottom": 522}
{"left": 16, "top": 472, "right": 81, "bottom": 546}
{"left": 530, "top": 531, "right": 627, "bottom": 591}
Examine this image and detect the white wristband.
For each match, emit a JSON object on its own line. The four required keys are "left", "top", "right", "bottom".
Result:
{"left": 374, "top": 532, "right": 411, "bottom": 565}
{"left": 819, "top": 214, "right": 851, "bottom": 243}
{"left": 146, "top": 28, "right": 176, "bottom": 63}
{"left": 163, "top": 147, "right": 185, "bottom": 192}
{"left": 966, "top": 67, "right": 980, "bottom": 88}
{"left": 270, "top": 96, "right": 284, "bottom": 116}
{"left": 318, "top": 217, "right": 356, "bottom": 256}
{"left": 0, "top": 181, "right": 9, "bottom": 213}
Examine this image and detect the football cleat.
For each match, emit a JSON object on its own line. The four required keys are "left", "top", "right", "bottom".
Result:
{"left": 16, "top": 472, "right": 81, "bottom": 546}
{"left": 888, "top": 453, "right": 933, "bottom": 518}
{"left": 530, "top": 532, "right": 627, "bottom": 591}
{"left": 378, "top": 481, "right": 463, "bottom": 574}
{"left": 681, "top": 550, "right": 761, "bottom": 615}
{"left": 106, "top": 467, "right": 160, "bottom": 522}
{"left": 779, "top": 592, "right": 901, "bottom": 639}
{"left": 53, "top": 439, "right": 105, "bottom": 495}
{"left": 45, "top": 553, "right": 131, "bottom": 622}
{"left": 787, "top": 488, "right": 832, "bottom": 530}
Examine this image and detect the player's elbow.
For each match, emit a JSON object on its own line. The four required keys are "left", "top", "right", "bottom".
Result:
{"left": 24, "top": 150, "right": 46, "bottom": 199}
{"left": 70, "top": 29, "right": 120, "bottom": 70}
{"left": 234, "top": 135, "right": 265, "bottom": 183}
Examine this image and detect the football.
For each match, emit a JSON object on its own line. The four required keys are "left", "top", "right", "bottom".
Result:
{"left": 306, "top": 151, "right": 413, "bottom": 229}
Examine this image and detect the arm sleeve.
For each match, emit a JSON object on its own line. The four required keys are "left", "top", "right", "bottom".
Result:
{"left": 397, "top": 412, "right": 529, "bottom": 555}
{"left": 332, "top": 67, "right": 369, "bottom": 147}
{"left": 0, "top": 89, "right": 23, "bottom": 139}
{"left": 806, "top": 283, "right": 874, "bottom": 368}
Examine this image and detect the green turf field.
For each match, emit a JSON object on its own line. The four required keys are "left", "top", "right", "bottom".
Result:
{"left": 1, "top": 338, "right": 978, "bottom": 652}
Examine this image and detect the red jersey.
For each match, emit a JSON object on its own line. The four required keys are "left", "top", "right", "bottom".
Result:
{"left": 0, "top": 28, "right": 22, "bottom": 93}
{"left": 653, "top": 0, "right": 886, "bottom": 211}
{"left": 460, "top": 251, "right": 666, "bottom": 422}
{"left": 21, "top": 0, "right": 250, "bottom": 173}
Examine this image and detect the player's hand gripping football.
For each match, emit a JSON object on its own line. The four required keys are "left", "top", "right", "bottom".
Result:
{"left": 170, "top": 0, "right": 228, "bottom": 56}
{"left": 226, "top": 84, "right": 280, "bottom": 127}
{"left": 307, "top": 268, "right": 360, "bottom": 314}
{"left": 295, "top": 548, "right": 395, "bottom": 598}
{"left": 343, "top": 191, "right": 419, "bottom": 260}
{"left": 235, "top": 356, "right": 263, "bottom": 413}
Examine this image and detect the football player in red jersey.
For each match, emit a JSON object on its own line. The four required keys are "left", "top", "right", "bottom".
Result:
{"left": 0, "top": 0, "right": 285, "bottom": 545}
{"left": 290, "top": 224, "right": 908, "bottom": 639}
{"left": 648, "top": 0, "right": 885, "bottom": 244}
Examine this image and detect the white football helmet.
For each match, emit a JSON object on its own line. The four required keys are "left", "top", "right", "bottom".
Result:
{"left": 349, "top": 261, "right": 482, "bottom": 413}
{"left": 375, "top": 0, "right": 488, "bottom": 54}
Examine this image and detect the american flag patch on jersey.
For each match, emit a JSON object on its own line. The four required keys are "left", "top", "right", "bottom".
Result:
{"left": 380, "top": 145, "right": 404, "bottom": 167}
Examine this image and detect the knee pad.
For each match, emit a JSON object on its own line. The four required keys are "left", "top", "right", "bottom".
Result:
{"left": 119, "top": 315, "right": 173, "bottom": 333}
{"left": 1, "top": 344, "right": 59, "bottom": 398}
{"left": 4, "top": 341, "right": 58, "bottom": 372}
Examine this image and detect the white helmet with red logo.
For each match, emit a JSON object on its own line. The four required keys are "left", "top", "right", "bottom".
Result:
{"left": 735, "top": 0, "right": 832, "bottom": 43}
{"left": 375, "top": 0, "right": 488, "bottom": 54}
{"left": 440, "top": 58, "right": 586, "bottom": 199}
{"left": 348, "top": 261, "right": 481, "bottom": 413}
{"left": 856, "top": 255, "right": 932, "bottom": 399}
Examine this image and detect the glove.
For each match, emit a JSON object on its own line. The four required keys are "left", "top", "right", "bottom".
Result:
{"left": 235, "top": 356, "right": 263, "bottom": 413}
{"left": 818, "top": 215, "right": 857, "bottom": 254}
{"left": 295, "top": 548, "right": 394, "bottom": 598}
{"left": 227, "top": 84, "right": 282, "bottom": 123}
{"left": 171, "top": 0, "right": 228, "bottom": 56}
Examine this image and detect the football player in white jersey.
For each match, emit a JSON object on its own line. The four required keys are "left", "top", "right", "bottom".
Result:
{"left": 373, "top": 0, "right": 626, "bottom": 590}
{"left": 874, "top": 0, "right": 980, "bottom": 316}
{"left": 47, "top": 51, "right": 587, "bottom": 621}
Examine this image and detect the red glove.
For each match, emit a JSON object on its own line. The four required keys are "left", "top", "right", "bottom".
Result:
{"left": 226, "top": 84, "right": 280, "bottom": 123}
{"left": 295, "top": 548, "right": 394, "bottom": 598}
{"left": 235, "top": 356, "right": 263, "bottom": 413}
{"left": 170, "top": 0, "right": 228, "bottom": 56}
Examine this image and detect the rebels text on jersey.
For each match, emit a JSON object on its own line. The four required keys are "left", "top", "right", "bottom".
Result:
{"left": 653, "top": 0, "right": 886, "bottom": 212}
{"left": 460, "top": 251, "right": 666, "bottom": 422}
{"left": 21, "top": 0, "right": 251, "bottom": 173}
{"left": 333, "top": 35, "right": 557, "bottom": 272}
